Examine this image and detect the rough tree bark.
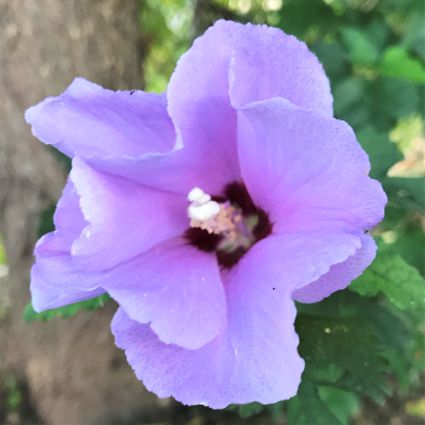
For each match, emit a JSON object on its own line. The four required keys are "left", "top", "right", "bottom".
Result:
{"left": 0, "top": 1, "right": 170, "bottom": 424}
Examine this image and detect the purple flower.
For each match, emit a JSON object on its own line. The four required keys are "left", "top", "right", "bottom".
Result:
{"left": 25, "top": 20, "right": 386, "bottom": 408}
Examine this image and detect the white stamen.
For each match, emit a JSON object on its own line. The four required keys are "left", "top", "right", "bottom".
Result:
{"left": 187, "top": 186, "right": 259, "bottom": 254}
{"left": 197, "top": 193, "right": 211, "bottom": 204}
{"left": 187, "top": 187, "right": 205, "bottom": 203}
{"left": 188, "top": 201, "right": 220, "bottom": 221}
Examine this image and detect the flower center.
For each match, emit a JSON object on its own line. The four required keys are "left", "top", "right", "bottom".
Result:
{"left": 185, "top": 183, "right": 272, "bottom": 268}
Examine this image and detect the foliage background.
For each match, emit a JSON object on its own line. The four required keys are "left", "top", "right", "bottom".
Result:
{"left": 2, "top": 0, "right": 424, "bottom": 424}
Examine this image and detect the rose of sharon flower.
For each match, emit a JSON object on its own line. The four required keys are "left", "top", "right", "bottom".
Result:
{"left": 25, "top": 20, "right": 386, "bottom": 408}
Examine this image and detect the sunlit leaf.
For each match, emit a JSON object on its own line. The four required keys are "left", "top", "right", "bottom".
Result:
{"left": 380, "top": 46, "right": 425, "bottom": 83}
{"left": 23, "top": 294, "right": 112, "bottom": 322}
{"left": 350, "top": 243, "right": 425, "bottom": 310}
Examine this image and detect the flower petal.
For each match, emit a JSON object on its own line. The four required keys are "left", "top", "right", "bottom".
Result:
{"left": 31, "top": 245, "right": 105, "bottom": 312}
{"left": 31, "top": 180, "right": 104, "bottom": 311}
{"left": 101, "top": 238, "right": 226, "bottom": 349}
{"left": 26, "top": 77, "right": 231, "bottom": 195}
{"left": 237, "top": 98, "right": 386, "bottom": 233}
{"left": 168, "top": 72, "right": 239, "bottom": 194}
{"left": 111, "top": 297, "right": 301, "bottom": 408}
{"left": 169, "top": 20, "right": 332, "bottom": 120}
{"left": 166, "top": 20, "right": 332, "bottom": 195}
{"left": 69, "top": 158, "right": 187, "bottom": 270}
{"left": 111, "top": 231, "right": 360, "bottom": 407}
{"left": 293, "top": 233, "right": 377, "bottom": 303}
{"left": 227, "top": 22, "right": 333, "bottom": 114}
{"left": 25, "top": 77, "right": 175, "bottom": 159}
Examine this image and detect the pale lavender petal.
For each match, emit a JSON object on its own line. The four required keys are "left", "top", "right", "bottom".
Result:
{"left": 166, "top": 20, "right": 332, "bottom": 195}
{"left": 227, "top": 22, "right": 333, "bottom": 114}
{"left": 101, "top": 238, "right": 226, "bottom": 349}
{"left": 25, "top": 77, "right": 175, "bottom": 159}
{"left": 168, "top": 82, "right": 240, "bottom": 195}
{"left": 111, "top": 292, "right": 301, "bottom": 408}
{"left": 31, "top": 249, "right": 105, "bottom": 312}
{"left": 42, "top": 179, "right": 87, "bottom": 252}
{"left": 167, "top": 22, "right": 241, "bottom": 194}
{"left": 31, "top": 180, "right": 104, "bottom": 311}
{"left": 293, "top": 233, "right": 377, "bottom": 303}
{"left": 69, "top": 158, "right": 187, "bottom": 270}
{"left": 237, "top": 98, "right": 386, "bottom": 233}
{"left": 111, "top": 230, "right": 361, "bottom": 407}
{"left": 86, "top": 145, "right": 233, "bottom": 196}
{"left": 169, "top": 20, "right": 332, "bottom": 120}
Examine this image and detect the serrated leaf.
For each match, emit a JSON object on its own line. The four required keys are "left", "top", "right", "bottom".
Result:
{"left": 318, "top": 386, "right": 360, "bottom": 425}
{"left": 380, "top": 46, "right": 425, "bottom": 83}
{"left": 350, "top": 244, "right": 425, "bottom": 310}
{"left": 23, "top": 294, "right": 111, "bottom": 322}
{"left": 288, "top": 381, "right": 343, "bottom": 425}
{"left": 297, "top": 313, "right": 389, "bottom": 402}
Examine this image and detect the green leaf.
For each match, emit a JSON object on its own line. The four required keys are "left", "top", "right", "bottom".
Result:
{"left": 318, "top": 386, "right": 360, "bottom": 425}
{"left": 312, "top": 41, "right": 349, "bottom": 80}
{"left": 350, "top": 244, "right": 425, "bottom": 310}
{"left": 277, "top": 0, "right": 335, "bottom": 40}
{"left": 228, "top": 402, "right": 264, "bottom": 418}
{"left": 364, "top": 78, "right": 419, "bottom": 131}
{"left": 383, "top": 177, "right": 425, "bottom": 213}
{"left": 333, "top": 77, "right": 366, "bottom": 114}
{"left": 403, "top": 12, "right": 425, "bottom": 61}
{"left": 357, "top": 126, "right": 403, "bottom": 179}
{"left": 380, "top": 46, "right": 425, "bottom": 83}
{"left": 288, "top": 381, "right": 343, "bottom": 425}
{"left": 37, "top": 204, "right": 55, "bottom": 238}
{"left": 363, "top": 19, "right": 389, "bottom": 52}
{"left": 0, "top": 237, "right": 6, "bottom": 265}
{"left": 340, "top": 27, "right": 379, "bottom": 66}
{"left": 23, "top": 294, "right": 112, "bottom": 322}
{"left": 333, "top": 77, "right": 371, "bottom": 129}
{"left": 389, "top": 214, "right": 425, "bottom": 275}
{"left": 296, "top": 311, "right": 389, "bottom": 402}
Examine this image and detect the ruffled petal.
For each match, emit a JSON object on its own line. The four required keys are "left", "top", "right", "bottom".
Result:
{"left": 166, "top": 20, "right": 332, "bottom": 195}
{"left": 31, "top": 244, "right": 105, "bottom": 312}
{"left": 25, "top": 77, "right": 175, "bottom": 159}
{"left": 31, "top": 180, "right": 104, "bottom": 311}
{"left": 237, "top": 98, "right": 386, "bottom": 233}
{"left": 100, "top": 238, "right": 226, "bottom": 349}
{"left": 69, "top": 158, "right": 187, "bottom": 271}
{"left": 111, "top": 230, "right": 360, "bottom": 408}
{"left": 25, "top": 77, "right": 233, "bottom": 196}
{"left": 293, "top": 233, "right": 377, "bottom": 303}
{"left": 168, "top": 67, "right": 239, "bottom": 194}
{"left": 169, "top": 20, "right": 332, "bottom": 120}
{"left": 227, "top": 22, "right": 333, "bottom": 114}
{"left": 111, "top": 296, "right": 301, "bottom": 408}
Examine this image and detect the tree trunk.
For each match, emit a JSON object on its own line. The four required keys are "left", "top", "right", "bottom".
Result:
{"left": 0, "top": 1, "right": 170, "bottom": 423}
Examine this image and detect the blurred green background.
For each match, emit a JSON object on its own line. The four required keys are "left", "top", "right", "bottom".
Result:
{"left": 2, "top": 0, "right": 424, "bottom": 424}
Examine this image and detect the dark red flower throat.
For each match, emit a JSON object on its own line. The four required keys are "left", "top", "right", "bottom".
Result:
{"left": 185, "top": 182, "right": 272, "bottom": 268}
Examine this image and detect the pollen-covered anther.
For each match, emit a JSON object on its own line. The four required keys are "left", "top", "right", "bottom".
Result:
{"left": 187, "top": 187, "right": 242, "bottom": 239}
